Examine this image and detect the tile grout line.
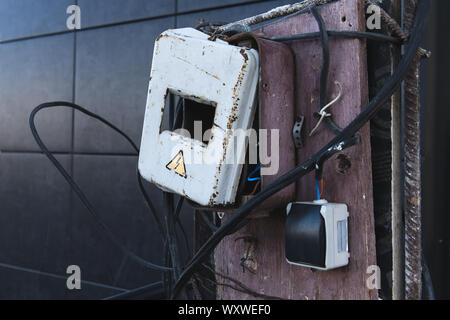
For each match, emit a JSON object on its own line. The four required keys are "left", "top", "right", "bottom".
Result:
{"left": 0, "top": 150, "right": 138, "bottom": 157}
{"left": 71, "top": 2, "right": 77, "bottom": 167}
{"left": 68, "top": 0, "right": 78, "bottom": 300}
{"left": 175, "top": 0, "right": 179, "bottom": 28}
{"left": 0, "top": 262, "right": 127, "bottom": 293}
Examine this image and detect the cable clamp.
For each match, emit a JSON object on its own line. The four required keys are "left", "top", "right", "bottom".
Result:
{"left": 309, "top": 81, "right": 343, "bottom": 136}
{"left": 293, "top": 115, "right": 305, "bottom": 149}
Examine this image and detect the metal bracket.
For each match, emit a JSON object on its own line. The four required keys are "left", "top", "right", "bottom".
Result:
{"left": 293, "top": 116, "right": 305, "bottom": 149}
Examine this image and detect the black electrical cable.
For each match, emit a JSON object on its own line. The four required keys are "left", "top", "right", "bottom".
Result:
{"left": 172, "top": 0, "right": 430, "bottom": 298}
{"left": 196, "top": 21, "right": 228, "bottom": 39}
{"left": 30, "top": 100, "right": 192, "bottom": 296}
{"left": 163, "top": 95, "right": 190, "bottom": 299}
{"left": 186, "top": 199, "right": 251, "bottom": 235}
{"left": 310, "top": 5, "right": 343, "bottom": 135}
{"left": 195, "top": 21, "right": 227, "bottom": 32}
{"left": 199, "top": 211, "right": 218, "bottom": 232}
{"left": 315, "top": 135, "right": 360, "bottom": 181}
{"left": 163, "top": 239, "right": 173, "bottom": 297}
{"left": 29, "top": 102, "right": 172, "bottom": 272}
{"left": 270, "top": 30, "right": 401, "bottom": 44}
{"left": 174, "top": 196, "right": 184, "bottom": 220}
{"left": 137, "top": 171, "right": 165, "bottom": 238}
{"left": 103, "top": 281, "right": 165, "bottom": 300}
{"left": 174, "top": 197, "right": 191, "bottom": 256}
{"left": 248, "top": 0, "right": 351, "bottom": 33}
{"left": 164, "top": 192, "right": 181, "bottom": 278}
{"left": 162, "top": 157, "right": 178, "bottom": 293}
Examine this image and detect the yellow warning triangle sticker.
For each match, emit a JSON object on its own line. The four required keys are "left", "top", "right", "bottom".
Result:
{"left": 166, "top": 150, "right": 187, "bottom": 178}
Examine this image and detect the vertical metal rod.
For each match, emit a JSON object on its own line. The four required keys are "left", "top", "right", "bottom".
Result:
{"left": 391, "top": 0, "right": 405, "bottom": 301}
{"left": 403, "top": 0, "right": 423, "bottom": 300}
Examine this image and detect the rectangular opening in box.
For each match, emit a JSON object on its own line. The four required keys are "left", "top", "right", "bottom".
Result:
{"left": 160, "top": 90, "right": 216, "bottom": 145}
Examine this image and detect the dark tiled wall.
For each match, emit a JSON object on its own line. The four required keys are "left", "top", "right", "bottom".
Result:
{"left": 0, "top": 0, "right": 293, "bottom": 299}
{"left": 422, "top": 0, "right": 450, "bottom": 299}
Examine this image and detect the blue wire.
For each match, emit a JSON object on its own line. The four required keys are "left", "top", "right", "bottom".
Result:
{"left": 315, "top": 179, "right": 321, "bottom": 200}
{"left": 247, "top": 164, "right": 261, "bottom": 181}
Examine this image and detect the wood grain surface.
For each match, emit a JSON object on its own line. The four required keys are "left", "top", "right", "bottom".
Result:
{"left": 215, "top": 0, "right": 377, "bottom": 300}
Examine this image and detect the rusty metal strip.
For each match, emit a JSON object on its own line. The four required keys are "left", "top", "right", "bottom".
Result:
{"left": 403, "top": 0, "right": 423, "bottom": 300}
{"left": 390, "top": 0, "right": 404, "bottom": 301}
{"left": 403, "top": 51, "right": 422, "bottom": 300}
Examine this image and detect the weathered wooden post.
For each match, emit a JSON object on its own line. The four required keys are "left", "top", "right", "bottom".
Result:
{"left": 215, "top": 0, "right": 377, "bottom": 300}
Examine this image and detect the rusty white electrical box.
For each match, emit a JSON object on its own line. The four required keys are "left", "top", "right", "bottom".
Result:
{"left": 138, "top": 28, "right": 259, "bottom": 206}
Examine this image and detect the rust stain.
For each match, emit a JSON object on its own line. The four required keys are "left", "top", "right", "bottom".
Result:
{"left": 206, "top": 49, "right": 251, "bottom": 206}
{"left": 239, "top": 48, "right": 249, "bottom": 63}
{"left": 155, "top": 33, "right": 169, "bottom": 41}
{"left": 208, "top": 191, "right": 219, "bottom": 206}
